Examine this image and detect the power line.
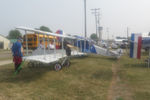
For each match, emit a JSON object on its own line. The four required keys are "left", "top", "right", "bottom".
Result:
{"left": 91, "top": 8, "right": 100, "bottom": 37}
{"left": 84, "top": 0, "right": 87, "bottom": 38}
{"left": 107, "top": 27, "right": 109, "bottom": 40}
{"left": 91, "top": 8, "right": 102, "bottom": 41}
{"left": 83, "top": 0, "right": 87, "bottom": 52}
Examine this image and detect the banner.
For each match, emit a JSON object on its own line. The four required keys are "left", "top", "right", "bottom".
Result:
{"left": 130, "top": 33, "right": 142, "bottom": 59}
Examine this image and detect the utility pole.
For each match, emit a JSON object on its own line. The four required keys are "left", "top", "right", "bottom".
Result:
{"left": 91, "top": 8, "right": 103, "bottom": 42}
{"left": 91, "top": 8, "right": 100, "bottom": 37}
{"left": 107, "top": 27, "right": 109, "bottom": 40}
{"left": 127, "top": 27, "right": 129, "bottom": 40}
{"left": 84, "top": 0, "right": 87, "bottom": 38}
{"left": 84, "top": 0, "right": 87, "bottom": 52}
{"left": 107, "top": 27, "right": 109, "bottom": 49}
{"left": 126, "top": 27, "right": 130, "bottom": 55}
{"left": 97, "top": 11, "right": 102, "bottom": 41}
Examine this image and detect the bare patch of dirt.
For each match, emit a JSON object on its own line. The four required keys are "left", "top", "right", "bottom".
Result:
{"left": 0, "top": 51, "right": 12, "bottom": 61}
{"left": 0, "top": 60, "right": 12, "bottom": 66}
{"left": 107, "top": 61, "right": 132, "bottom": 100}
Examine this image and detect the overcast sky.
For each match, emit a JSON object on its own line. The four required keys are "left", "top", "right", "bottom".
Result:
{"left": 0, "top": 0, "right": 150, "bottom": 39}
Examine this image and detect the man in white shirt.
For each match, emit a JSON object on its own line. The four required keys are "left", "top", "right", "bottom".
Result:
{"left": 48, "top": 41, "right": 55, "bottom": 50}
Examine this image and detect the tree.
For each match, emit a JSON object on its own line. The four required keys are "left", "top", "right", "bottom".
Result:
{"left": 39, "top": 26, "right": 53, "bottom": 32}
{"left": 90, "top": 33, "right": 98, "bottom": 41}
{"left": 8, "top": 30, "right": 22, "bottom": 39}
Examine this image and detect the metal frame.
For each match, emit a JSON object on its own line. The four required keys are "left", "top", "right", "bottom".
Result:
{"left": 25, "top": 30, "right": 28, "bottom": 56}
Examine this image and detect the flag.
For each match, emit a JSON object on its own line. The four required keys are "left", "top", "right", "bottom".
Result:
{"left": 130, "top": 33, "right": 142, "bottom": 59}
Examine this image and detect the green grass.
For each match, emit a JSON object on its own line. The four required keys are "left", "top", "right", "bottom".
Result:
{"left": 118, "top": 52, "right": 150, "bottom": 100}
{"left": 0, "top": 55, "right": 114, "bottom": 100}
{"left": 116, "top": 97, "right": 124, "bottom": 100}
{"left": 2, "top": 51, "right": 150, "bottom": 100}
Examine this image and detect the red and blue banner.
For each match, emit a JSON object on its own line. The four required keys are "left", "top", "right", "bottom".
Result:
{"left": 130, "top": 33, "right": 142, "bottom": 59}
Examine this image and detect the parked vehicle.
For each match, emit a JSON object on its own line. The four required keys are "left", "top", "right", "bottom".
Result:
{"left": 142, "top": 37, "right": 150, "bottom": 51}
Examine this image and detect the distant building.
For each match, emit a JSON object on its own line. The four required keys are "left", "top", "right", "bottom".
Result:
{"left": 0, "top": 34, "right": 10, "bottom": 50}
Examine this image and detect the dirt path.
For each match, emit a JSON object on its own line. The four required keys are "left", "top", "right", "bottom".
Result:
{"left": 0, "top": 60, "right": 13, "bottom": 66}
{"left": 107, "top": 60, "right": 132, "bottom": 100}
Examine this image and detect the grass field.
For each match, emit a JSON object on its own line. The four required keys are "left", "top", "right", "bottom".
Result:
{"left": 118, "top": 52, "right": 150, "bottom": 100}
{"left": 1, "top": 51, "right": 150, "bottom": 100}
{"left": 0, "top": 55, "right": 114, "bottom": 100}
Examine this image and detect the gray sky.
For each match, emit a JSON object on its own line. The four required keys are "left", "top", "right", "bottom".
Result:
{"left": 0, "top": 0, "right": 150, "bottom": 39}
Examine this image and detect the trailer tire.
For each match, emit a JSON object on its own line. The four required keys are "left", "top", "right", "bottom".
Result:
{"left": 54, "top": 63, "right": 62, "bottom": 71}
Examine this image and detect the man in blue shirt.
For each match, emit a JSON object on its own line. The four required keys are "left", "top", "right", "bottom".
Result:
{"left": 12, "top": 37, "right": 23, "bottom": 71}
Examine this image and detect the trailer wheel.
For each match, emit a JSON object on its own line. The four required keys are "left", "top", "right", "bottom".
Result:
{"left": 54, "top": 63, "right": 62, "bottom": 71}
{"left": 65, "top": 60, "right": 71, "bottom": 67}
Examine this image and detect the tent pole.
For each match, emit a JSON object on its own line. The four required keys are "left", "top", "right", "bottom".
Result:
{"left": 62, "top": 38, "right": 64, "bottom": 57}
{"left": 77, "top": 39, "right": 78, "bottom": 55}
{"left": 38, "top": 33, "right": 40, "bottom": 48}
{"left": 43, "top": 34, "right": 46, "bottom": 58}
{"left": 25, "top": 30, "right": 28, "bottom": 56}
{"left": 48, "top": 35, "right": 50, "bottom": 50}
{"left": 54, "top": 38, "right": 56, "bottom": 58}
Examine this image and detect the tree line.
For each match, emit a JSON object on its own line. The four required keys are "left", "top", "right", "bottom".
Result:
{"left": 7, "top": 26, "right": 52, "bottom": 39}
{"left": 7, "top": 25, "right": 98, "bottom": 42}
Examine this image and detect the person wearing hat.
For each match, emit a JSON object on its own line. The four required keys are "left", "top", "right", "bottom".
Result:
{"left": 11, "top": 37, "right": 24, "bottom": 71}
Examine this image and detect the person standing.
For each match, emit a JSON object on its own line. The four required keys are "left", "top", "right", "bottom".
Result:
{"left": 11, "top": 37, "right": 23, "bottom": 71}
{"left": 38, "top": 40, "right": 44, "bottom": 49}
{"left": 64, "top": 40, "right": 71, "bottom": 56}
{"left": 47, "top": 41, "right": 55, "bottom": 50}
